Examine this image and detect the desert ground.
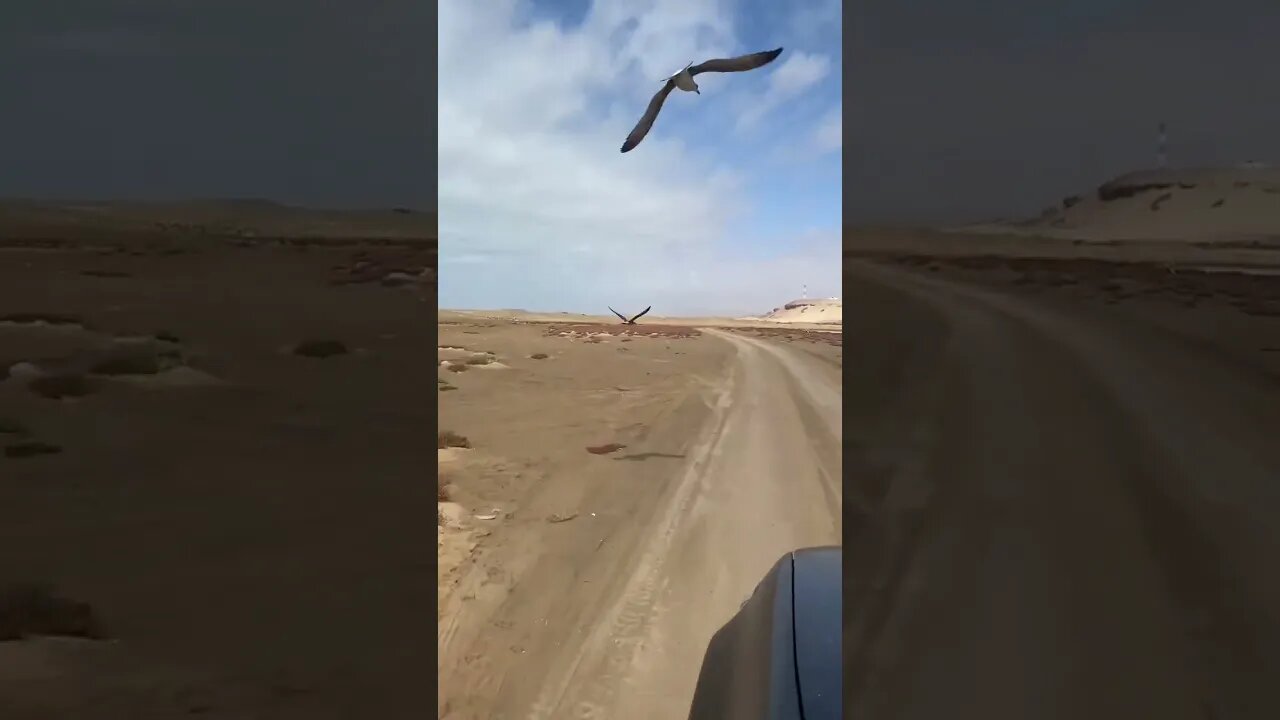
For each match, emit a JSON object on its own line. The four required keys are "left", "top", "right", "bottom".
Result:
{"left": 0, "top": 201, "right": 434, "bottom": 718}
{"left": 436, "top": 310, "right": 841, "bottom": 718}
{"left": 845, "top": 167, "right": 1280, "bottom": 719}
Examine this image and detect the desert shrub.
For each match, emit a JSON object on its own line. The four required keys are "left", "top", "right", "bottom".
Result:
{"left": 4, "top": 441, "right": 61, "bottom": 459}
{"left": 28, "top": 374, "right": 97, "bottom": 399}
{"left": 438, "top": 431, "right": 471, "bottom": 449}
{"left": 293, "top": 340, "right": 348, "bottom": 358}
{"left": 0, "top": 584, "right": 108, "bottom": 640}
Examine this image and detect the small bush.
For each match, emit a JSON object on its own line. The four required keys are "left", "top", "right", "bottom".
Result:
{"left": 0, "top": 584, "right": 108, "bottom": 641}
{"left": 293, "top": 340, "right": 348, "bottom": 358}
{"left": 90, "top": 347, "right": 183, "bottom": 376}
{"left": 438, "top": 431, "right": 471, "bottom": 449}
{"left": 0, "top": 418, "right": 28, "bottom": 435}
{"left": 28, "top": 374, "right": 97, "bottom": 399}
{"left": 4, "top": 441, "right": 62, "bottom": 459}
{"left": 530, "top": 353, "right": 549, "bottom": 360}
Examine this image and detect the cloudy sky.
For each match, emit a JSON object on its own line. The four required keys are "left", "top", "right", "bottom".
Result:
{"left": 437, "top": 0, "right": 841, "bottom": 316}
{"left": 850, "top": 0, "right": 1280, "bottom": 224}
{"left": 0, "top": 1, "right": 431, "bottom": 209}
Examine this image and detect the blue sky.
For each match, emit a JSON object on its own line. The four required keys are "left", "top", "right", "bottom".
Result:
{"left": 438, "top": 0, "right": 841, "bottom": 316}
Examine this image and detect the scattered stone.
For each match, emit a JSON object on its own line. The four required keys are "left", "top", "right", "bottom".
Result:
{"left": 0, "top": 313, "right": 84, "bottom": 327}
{"left": 547, "top": 513, "right": 578, "bottom": 524}
{"left": 438, "top": 502, "right": 468, "bottom": 528}
{"left": 586, "top": 443, "right": 626, "bottom": 455}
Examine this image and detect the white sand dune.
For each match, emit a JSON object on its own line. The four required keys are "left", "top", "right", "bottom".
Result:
{"left": 759, "top": 298, "right": 842, "bottom": 324}
{"left": 968, "top": 166, "right": 1280, "bottom": 242}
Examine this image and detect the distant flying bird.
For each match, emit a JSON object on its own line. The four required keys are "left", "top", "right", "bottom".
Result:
{"left": 620, "top": 47, "right": 784, "bottom": 153}
{"left": 609, "top": 305, "right": 652, "bottom": 325}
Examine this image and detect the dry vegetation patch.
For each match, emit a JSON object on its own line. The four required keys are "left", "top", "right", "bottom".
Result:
{"left": 438, "top": 431, "right": 471, "bottom": 450}
{"left": 0, "top": 585, "right": 108, "bottom": 641}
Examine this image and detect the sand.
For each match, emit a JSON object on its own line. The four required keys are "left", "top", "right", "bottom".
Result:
{"left": 436, "top": 312, "right": 842, "bottom": 719}
{"left": 0, "top": 202, "right": 434, "bottom": 719}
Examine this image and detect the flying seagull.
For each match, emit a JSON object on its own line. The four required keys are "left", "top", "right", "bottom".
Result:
{"left": 620, "top": 47, "right": 784, "bottom": 153}
{"left": 609, "top": 305, "right": 652, "bottom": 325}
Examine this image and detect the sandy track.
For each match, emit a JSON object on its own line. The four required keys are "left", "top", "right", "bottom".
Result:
{"left": 846, "top": 260, "right": 1280, "bottom": 719}
{"left": 438, "top": 329, "right": 841, "bottom": 720}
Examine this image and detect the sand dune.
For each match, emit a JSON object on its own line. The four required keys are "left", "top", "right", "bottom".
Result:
{"left": 968, "top": 166, "right": 1280, "bottom": 243}
{"left": 758, "top": 297, "right": 843, "bottom": 324}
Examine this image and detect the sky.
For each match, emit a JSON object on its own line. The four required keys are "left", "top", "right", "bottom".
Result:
{"left": 0, "top": 1, "right": 432, "bottom": 209}
{"left": 437, "top": 0, "right": 842, "bottom": 317}
{"left": 850, "top": 0, "right": 1280, "bottom": 224}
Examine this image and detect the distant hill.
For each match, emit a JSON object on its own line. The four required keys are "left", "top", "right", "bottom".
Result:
{"left": 759, "top": 297, "right": 842, "bottom": 325}
{"left": 963, "top": 166, "right": 1280, "bottom": 243}
{"left": 0, "top": 199, "right": 436, "bottom": 244}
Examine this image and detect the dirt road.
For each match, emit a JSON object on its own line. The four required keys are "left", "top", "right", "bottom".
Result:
{"left": 438, "top": 327, "right": 841, "bottom": 719}
{"left": 846, "top": 260, "right": 1280, "bottom": 719}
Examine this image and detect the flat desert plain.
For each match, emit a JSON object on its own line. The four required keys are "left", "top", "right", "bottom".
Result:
{"left": 844, "top": 168, "right": 1280, "bottom": 719}
{"left": 0, "top": 202, "right": 434, "bottom": 719}
{"left": 436, "top": 310, "right": 841, "bottom": 719}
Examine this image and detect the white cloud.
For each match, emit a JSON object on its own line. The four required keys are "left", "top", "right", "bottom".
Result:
{"left": 787, "top": 0, "right": 842, "bottom": 45}
{"left": 733, "top": 52, "right": 832, "bottom": 132}
{"left": 813, "top": 103, "right": 842, "bottom": 153}
{"left": 437, "top": 0, "right": 839, "bottom": 315}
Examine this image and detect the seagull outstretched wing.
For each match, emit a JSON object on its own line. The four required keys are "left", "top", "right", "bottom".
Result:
{"left": 628, "top": 306, "right": 652, "bottom": 323}
{"left": 608, "top": 306, "right": 629, "bottom": 322}
{"left": 689, "top": 48, "right": 783, "bottom": 76}
{"left": 621, "top": 79, "right": 676, "bottom": 153}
